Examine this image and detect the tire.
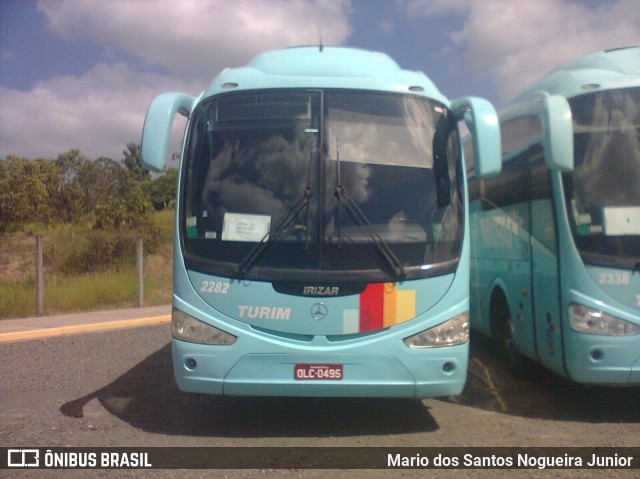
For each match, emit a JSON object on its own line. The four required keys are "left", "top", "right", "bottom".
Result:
{"left": 499, "top": 315, "right": 535, "bottom": 380}
{"left": 491, "top": 292, "right": 535, "bottom": 380}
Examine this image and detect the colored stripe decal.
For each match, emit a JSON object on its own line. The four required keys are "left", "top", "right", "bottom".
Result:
{"left": 357, "top": 283, "right": 416, "bottom": 332}
{"left": 359, "top": 283, "right": 384, "bottom": 332}
{"left": 343, "top": 309, "right": 359, "bottom": 335}
{"left": 383, "top": 283, "right": 397, "bottom": 328}
{"left": 396, "top": 289, "right": 416, "bottom": 323}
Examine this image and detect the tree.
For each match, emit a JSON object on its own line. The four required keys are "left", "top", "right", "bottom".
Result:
{"left": 149, "top": 168, "right": 178, "bottom": 210}
{"left": 0, "top": 143, "right": 177, "bottom": 233}
{"left": 79, "top": 157, "right": 129, "bottom": 214}
{"left": 54, "top": 149, "right": 88, "bottom": 222}
{"left": 122, "top": 143, "right": 149, "bottom": 182}
{"left": 93, "top": 176, "right": 153, "bottom": 232}
{"left": 0, "top": 157, "right": 61, "bottom": 231}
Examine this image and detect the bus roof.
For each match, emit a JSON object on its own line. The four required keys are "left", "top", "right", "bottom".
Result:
{"left": 200, "top": 46, "right": 447, "bottom": 104}
{"left": 515, "top": 46, "right": 640, "bottom": 101}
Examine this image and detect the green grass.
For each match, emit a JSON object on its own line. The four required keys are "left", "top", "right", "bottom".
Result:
{"left": 0, "top": 209, "right": 174, "bottom": 319}
{"left": 0, "top": 268, "right": 172, "bottom": 319}
{"left": 0, "top": 278, "right": 38, "bottom": 318}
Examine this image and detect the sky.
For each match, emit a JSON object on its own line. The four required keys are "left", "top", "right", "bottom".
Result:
{"left": 0, "top": 0, "right": 639, "bottom": 162}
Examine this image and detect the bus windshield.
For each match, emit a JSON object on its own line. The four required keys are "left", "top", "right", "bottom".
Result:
{"left": 564, "top": 87, "right": 640, "bottom": 268}
{"left": 182, "top": 89, "right": 463, "bottom": 282}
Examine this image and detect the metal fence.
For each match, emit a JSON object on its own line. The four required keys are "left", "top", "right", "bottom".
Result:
{"left": 33, "top": 235, "right": 147, "bottom": 316}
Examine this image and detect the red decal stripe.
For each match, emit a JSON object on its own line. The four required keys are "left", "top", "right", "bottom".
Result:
{"left": 359, "top": 283, "right": 384, "bottom": 332}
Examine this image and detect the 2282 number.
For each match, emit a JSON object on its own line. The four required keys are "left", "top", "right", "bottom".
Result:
{"left": 200, "top": 281, "right": 230, "bottom": 294}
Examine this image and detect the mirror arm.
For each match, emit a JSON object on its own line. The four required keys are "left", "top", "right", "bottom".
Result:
{"left": 140, "top": 92, "right": 196, "bottom": 171}
{"left": 451, "top": 97, "right": 501, "bottom": 178}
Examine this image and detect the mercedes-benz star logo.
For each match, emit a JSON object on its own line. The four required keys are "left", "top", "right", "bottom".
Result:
{"left": 310, "top": 303, "right": 328, "bottom": 320}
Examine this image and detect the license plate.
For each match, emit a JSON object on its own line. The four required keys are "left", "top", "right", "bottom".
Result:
{"left": 294, "top": 363, "right": 343, "bottom": 380}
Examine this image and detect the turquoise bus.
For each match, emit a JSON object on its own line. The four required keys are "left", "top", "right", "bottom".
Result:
{"left": 468, "top": 46, "right": 640, "bottom": 384}
{"left": 141, "top": 46, "right": 500, "bottom": 397}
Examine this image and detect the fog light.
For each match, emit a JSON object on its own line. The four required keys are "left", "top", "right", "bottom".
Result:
{"left": 186, "top": 358, "right": 197, "bottom": 369}
{"left": 442, "top": 362, "right": 455, "bottom": 373}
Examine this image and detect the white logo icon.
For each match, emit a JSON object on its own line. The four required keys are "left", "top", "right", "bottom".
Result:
{"left": 8, "top": 449, "right": 40, "bottom": 467}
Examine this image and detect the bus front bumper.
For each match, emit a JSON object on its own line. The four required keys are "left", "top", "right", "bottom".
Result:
{"left": 565, "top": 333, "right": 640, "bottom": 385}
{"left": 172, "top": 338, "right": 468, "bottom": 398}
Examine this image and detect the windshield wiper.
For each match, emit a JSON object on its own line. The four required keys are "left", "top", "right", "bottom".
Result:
{"left": 237, "top": 143, "right": 315, "bottom": 278}
{"left": 236, "top": 187, "right": 312, "bottom": 278}
{"left": 333, "top": 139, "right": 406, "bottom": 279}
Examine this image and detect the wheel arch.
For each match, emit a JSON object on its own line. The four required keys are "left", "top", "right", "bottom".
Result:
{"left": 488, "top": 280, "right": 512, "bottom": 340}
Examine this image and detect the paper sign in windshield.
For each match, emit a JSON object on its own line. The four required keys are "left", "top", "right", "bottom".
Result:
{"left": 603, "top": 207, "right": 640, "bottom": 236}
{"left": 222, "top": 213, "right": 271, "bottom": 242}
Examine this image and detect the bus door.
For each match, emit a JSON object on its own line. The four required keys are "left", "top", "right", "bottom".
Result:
{"left": 528, "top": 146, "right": 564, "bottom": 375}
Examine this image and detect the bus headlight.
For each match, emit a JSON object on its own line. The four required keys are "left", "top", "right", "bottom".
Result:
{"left": 570, "top": 304, "right": 640, "bottom": 336}
{"left": 404, "top": 312, "right": 469, "bottom": 348}
{"left": 172, "top": 308, "right": 236, "bottom": 345}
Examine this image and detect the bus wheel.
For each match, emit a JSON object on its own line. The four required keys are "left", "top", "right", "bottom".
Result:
{"left": 499, "top": 315, "right": 535, "bottom": 380}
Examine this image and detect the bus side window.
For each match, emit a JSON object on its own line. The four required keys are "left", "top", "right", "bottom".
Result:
{"left": 529, "top": 143, "right": 557, "bottom": 254}
{"left": 463, "top": 134, "right": 484, "bottom": 203}
{"left": 483, "top": 153, "right": 529, "bottom": 210}
{"left": 481, "top": 114, "right": 543, "bottom": 211}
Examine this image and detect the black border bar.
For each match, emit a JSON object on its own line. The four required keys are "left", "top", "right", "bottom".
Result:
{"left": 2, "top": 447, "right": 639, "bottom": 470}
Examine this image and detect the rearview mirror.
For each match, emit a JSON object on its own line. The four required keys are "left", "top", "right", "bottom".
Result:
{"left": 451, "top": 97, "right": 501, "bottom": 178}
{"left": 140, "top": 92, "right": 196, "bottom": 171}
{"left": 541, "top": 94, "right": 574, "bottom": 172}
{"left": 499, "top": 93, "right": 574, "bottom": 172}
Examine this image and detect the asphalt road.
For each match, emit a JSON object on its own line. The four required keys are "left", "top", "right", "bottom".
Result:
{"left": 1, "top": 309, "right": 639, "bottom": 478}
